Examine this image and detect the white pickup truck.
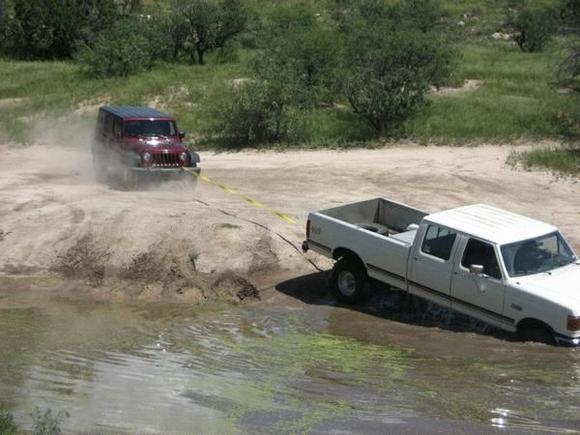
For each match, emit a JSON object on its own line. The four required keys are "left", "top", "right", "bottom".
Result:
{"left": 302, "top": 198, "right": 580, "bottom": 346}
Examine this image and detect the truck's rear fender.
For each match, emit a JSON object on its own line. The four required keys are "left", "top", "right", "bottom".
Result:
{"left": 332, "top": 247, "right": 365, "bottom": 268}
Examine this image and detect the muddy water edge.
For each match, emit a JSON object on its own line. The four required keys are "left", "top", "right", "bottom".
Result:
{"left": 0, "top": 275, "right": 579, "bottom": 434}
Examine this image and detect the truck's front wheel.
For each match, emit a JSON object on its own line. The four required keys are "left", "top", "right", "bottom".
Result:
{"left": 330, "top": 258, "right": 368, "bottom": 304}
{"left": 518, "top": 323, "right": 556, "bottom": 346}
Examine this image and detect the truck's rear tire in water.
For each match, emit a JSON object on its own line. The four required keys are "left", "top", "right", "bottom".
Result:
{"left": 330, "top": 258, "right": 368, "bottom": 304}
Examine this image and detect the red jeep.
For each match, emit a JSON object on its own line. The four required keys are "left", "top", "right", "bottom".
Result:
{"left": 92, "top": 106, "right": 200, "bottom": 188}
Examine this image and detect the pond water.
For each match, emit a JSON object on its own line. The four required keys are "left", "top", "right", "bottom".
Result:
{"left": 1, "top": 285, "right": 579, "bottom": 434}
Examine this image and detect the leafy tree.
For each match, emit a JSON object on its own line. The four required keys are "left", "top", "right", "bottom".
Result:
{"left": 0, "top": 0, "right": 9, "bottom": 49}
{"left": 6, "top": 0, "right": 121, "bottom": 59}
{"left": 558, "top": 0, "right": 580, "bottom": 91}
{"left": 509, "top": 7, "right": 558, "bottom": 53}
{"left": 164, "top": 9, "right": 190, "bottom": 61}
{"left": 208, "top": 80, "right": 296, "bottom": 146}
{"left": 267, "top": 4, "right": 316, "bottom": 33}
{"left": 171, "top": 0, "right": 246, "bottom": 65}
{"left": 336, "top": 0, "right": 455, "bottom": 135}
{"left": 0, "top": 403, "right": 18, "bottom": 435}
{"left": 77, "top": 18, "right": 163, "bottom": 77}
{"left": 254, "top": 6, "right": 339, "bottom": 108}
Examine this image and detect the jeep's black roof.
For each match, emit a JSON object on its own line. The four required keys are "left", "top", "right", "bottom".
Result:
{"left": 101, "top": 106, "right": 173, "bottom": 119}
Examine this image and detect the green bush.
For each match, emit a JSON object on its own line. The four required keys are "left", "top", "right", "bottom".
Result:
{"left": 336, "top": 0, "right": 456, "bottom": 135}
{"left": 2, "top": 0, "right": 121, "bottom": 59}
{"left": 170, "top": 0, "right": 247, "bottom": 65}
{"left": 557, "top": 0, "right": 580, "bottom": 91}
{"left": 508, "top": 146, "right": 580, "bottom": 175}
{"left": 253, "top": 23, "right": 339, "bottom": 108}
{"left": 208, "top": 80, "right": 297, "bottom": 146}
{"left": 32, "top": 407, "right": 69, "bottom": 435}
{"left": 0, "top": 403, "right": 18, "bottom": 435}
{"left": 77, "top": 18, "right": 163, "bottom": 77}
{"left": 511, "top": 8, "right": 558, "bottom": 53}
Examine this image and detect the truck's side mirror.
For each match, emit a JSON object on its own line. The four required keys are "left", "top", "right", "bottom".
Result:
{"left": 179, "top": 131, "right": 186, "bottom": 140}
{"left": 469, "top": 264, "right": 484, "bottom": 275}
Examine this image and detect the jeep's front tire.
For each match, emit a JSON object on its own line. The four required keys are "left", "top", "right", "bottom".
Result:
{"left": 330, "top": 257, "right": 368, "bottom": 304}
{"left": 120, "top": 165, "right": 137, "bottom": 190}
{"left": 92, "top": 153, "right": 107, "bottom": 184}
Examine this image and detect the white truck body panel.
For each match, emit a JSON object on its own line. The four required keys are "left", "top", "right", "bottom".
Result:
{"left": 305, "top": 198, "right": 580, "bottom": 346}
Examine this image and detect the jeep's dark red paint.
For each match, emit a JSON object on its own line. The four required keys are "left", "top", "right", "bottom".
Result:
{"left": 92, "top": 106, "right": 200, "bottom": 188}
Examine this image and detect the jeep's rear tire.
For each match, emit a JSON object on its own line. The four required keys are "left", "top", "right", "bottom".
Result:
{"left": 330, "top": 258, "right": 368, "bottom": 304}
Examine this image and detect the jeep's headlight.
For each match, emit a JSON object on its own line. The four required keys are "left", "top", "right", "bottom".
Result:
{"left": 567, "top": 315, "right": 580, "bottom": 331}
{"left": 180, "top": 151, "right": 189, "bottom": 162}
{"left": 142, "top": 152, "right": 152, "bottom": 163}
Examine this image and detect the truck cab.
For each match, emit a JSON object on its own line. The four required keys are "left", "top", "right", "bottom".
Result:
{"left": 304, "top": 199, "right": 580, "bottom": 346}
{"left": 92, "top": 106, "right": 200, "bottom": 188}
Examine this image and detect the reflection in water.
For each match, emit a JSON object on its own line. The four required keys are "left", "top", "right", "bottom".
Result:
{"left": 0, "top": 296, "right": 579, "bottom": 433}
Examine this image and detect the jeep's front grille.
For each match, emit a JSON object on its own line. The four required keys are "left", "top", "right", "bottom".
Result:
{"left": 152, "top": 152, "right": 181, "bottom": 167}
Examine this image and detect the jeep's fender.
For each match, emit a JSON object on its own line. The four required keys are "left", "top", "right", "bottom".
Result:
{"left": 121, "top": 151, "right": 141, "bottom": 168}
{"left": 190, "top": 151, "right": 200, "bottom": 164}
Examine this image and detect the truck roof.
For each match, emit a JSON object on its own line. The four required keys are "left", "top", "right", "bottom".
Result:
{"left": 425, "top": 204, "right": 557, "bottom": 245}
{"left": 101, "top": 106, "right": 173, "bottom": 119}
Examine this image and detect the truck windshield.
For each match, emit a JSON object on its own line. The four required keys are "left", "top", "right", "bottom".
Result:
{"left": 125, "top": 120, "right": 176, "bottom": 137}
{"left": 501, "top": 232, "right": 576, "bottom": 277}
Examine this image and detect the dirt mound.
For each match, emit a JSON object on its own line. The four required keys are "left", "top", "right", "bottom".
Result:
{"left": 52, "top": 234, "right": 110, "bottom": 287}
{"left": 210, "top": 272, "right": 260, "bottom": 302}
{"left": 46, "top": 230, "right": 262, "bottom": 303}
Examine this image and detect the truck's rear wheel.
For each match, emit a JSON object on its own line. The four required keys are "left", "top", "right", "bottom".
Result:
{"left": 330, "top": 258, "right": 368, "bottom": 304}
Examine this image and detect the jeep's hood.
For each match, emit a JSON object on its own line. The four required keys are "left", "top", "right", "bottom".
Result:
{"left": 137, "top": 136, "right": 182, "bottom": 148}
{"left": 515, "top": 263, "right": 580, "bottom": 312}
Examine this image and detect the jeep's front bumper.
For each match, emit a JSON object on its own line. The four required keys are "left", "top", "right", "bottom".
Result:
{"left": 131, "top": 166, "right": 201, "bottom": 174}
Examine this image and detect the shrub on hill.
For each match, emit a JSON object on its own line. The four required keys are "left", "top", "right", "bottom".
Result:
{"left": 335, "top": 0, "right": 455, "bottom": 135}
{"left": 77, "top": 18, "right": 163, "bottom": 77}
{"left": 170, "top": 0, "right": 247, "bottom": 65}
{"left": 0, "top": 0, "right": 123, "bottom": 59}
{"left": 208, "top": 80, "right": 298, "bottom": 146}
{"left": 510, "top": 7, "right": 558, "bottom": 53}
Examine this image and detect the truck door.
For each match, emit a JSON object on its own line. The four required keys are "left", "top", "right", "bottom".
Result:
{"left": 450, "top": 237, "right": 508, "bottom": 327}
{"left": 407, "top": 224, "right": 458, "bottom": 306}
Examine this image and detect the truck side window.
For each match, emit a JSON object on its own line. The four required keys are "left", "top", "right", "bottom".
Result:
{"left": 461, "top": 239, "right": 502, "bottom": 279}
{"left": 421, "top": 225, "right": 457, "bottom": 261}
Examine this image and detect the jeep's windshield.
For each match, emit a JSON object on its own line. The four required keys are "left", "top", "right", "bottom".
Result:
{"left": 125, "top": 120, "right": 176, "bottom": 137}
{"left": 501, "top": 232, "right": 576, "bottom": 277}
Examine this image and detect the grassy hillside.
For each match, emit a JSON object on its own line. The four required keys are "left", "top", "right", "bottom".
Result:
{"left": 0, "top": 0, "right": 578, "bottom": 151}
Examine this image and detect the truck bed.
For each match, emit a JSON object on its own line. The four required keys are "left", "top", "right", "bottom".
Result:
{"left": 320, "top": 198, "right": 427, "bottom": 241}
{"left": 307, "top": 198, "right": 428, "bottom": 288}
